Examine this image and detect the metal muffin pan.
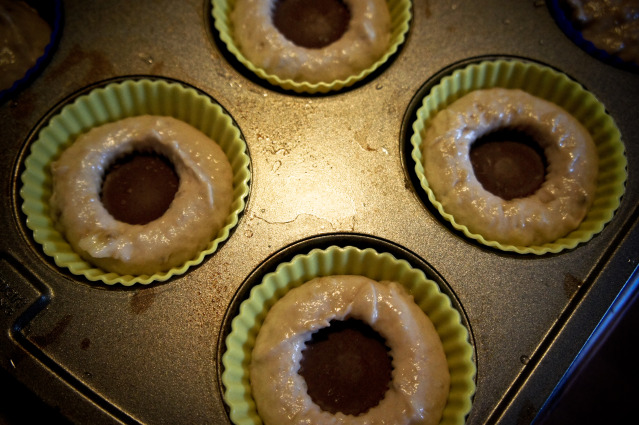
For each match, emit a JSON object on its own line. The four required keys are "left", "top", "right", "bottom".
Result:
{"left": 1, "top": 0, "right": 638, "bottom": 424}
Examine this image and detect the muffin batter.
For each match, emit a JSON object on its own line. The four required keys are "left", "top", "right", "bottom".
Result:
{"left": 250, "top": 275, "right": 450, "bottom": 425}
{"left": 561, "top": 0, "right": 639, "bottom": 65}
{"left": 0, "top": 0, "right": 51, "bottom": 92}
{"left": 50, "top": 115, "right": 233, "bottom": 276}
{"left": 422, "top": 88, "right": 598, "bottom": 246}
{"left": 231, "top": 0, "right": 391, "bottom": 83}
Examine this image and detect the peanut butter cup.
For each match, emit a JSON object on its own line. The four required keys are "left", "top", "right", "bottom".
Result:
{"left": 272, "top": 0, "right": 351, "bottom": 49}
{"left": 298, "top": 319, "right": 392, "bottom": 416}
{"left": 102, "top": 152, "right": 179, "bottom": 225}
{"left": 470, "top": 129, "right": 547, "bottom": 200}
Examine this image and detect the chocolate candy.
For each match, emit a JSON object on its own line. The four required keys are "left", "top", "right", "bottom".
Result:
{"left": 470, "top": 129, "right": 547, "bottom": 200}
{"left": 272, "top": 0, "right": 351, "bottom": 49}
{"left": 298, "top": 319, "right": 392, "bottom": 416}
{"left": 101, "top": 153, "right": 179, "bottom": 225}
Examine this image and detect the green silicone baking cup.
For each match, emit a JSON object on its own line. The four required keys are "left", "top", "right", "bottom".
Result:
{"left": 410, "top": 59, "right": 627, "bottom": 255}
{"left": 19, "top": 78, "right": 251, "bottom": 286}
{"left": 212, "top": 0, "right": 412, "bottom": 94}
{"left": 221, "top": 245, "right": 476, "bottom": 425}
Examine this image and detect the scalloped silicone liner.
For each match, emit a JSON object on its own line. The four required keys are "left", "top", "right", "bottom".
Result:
{"left": 212, "top": 0, "right": 412, "bottom": 93}
{"left": 221, "top": 245, "right": 476, "bottom": 425}
{"left": 410, "top": 59, "right": 627, "bottom": 254}
{"left": 20, "top": 79, "right": 251, "bottom": 285}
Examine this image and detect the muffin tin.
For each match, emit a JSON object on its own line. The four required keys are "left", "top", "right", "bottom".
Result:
{"left": 1, "top": 1, "right": 638, "bottom": 424}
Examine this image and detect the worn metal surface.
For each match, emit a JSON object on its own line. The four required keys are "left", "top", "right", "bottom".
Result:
{"left": 1, "top": 0, "right": 638, "bottom": 424}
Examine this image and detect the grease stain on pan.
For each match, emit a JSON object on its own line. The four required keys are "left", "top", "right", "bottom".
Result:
{"left": 130, "top": 289, "right": 156, "bottom": 315}
{"left": 32, "top": 314, "right": 73, "bottom": 348}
